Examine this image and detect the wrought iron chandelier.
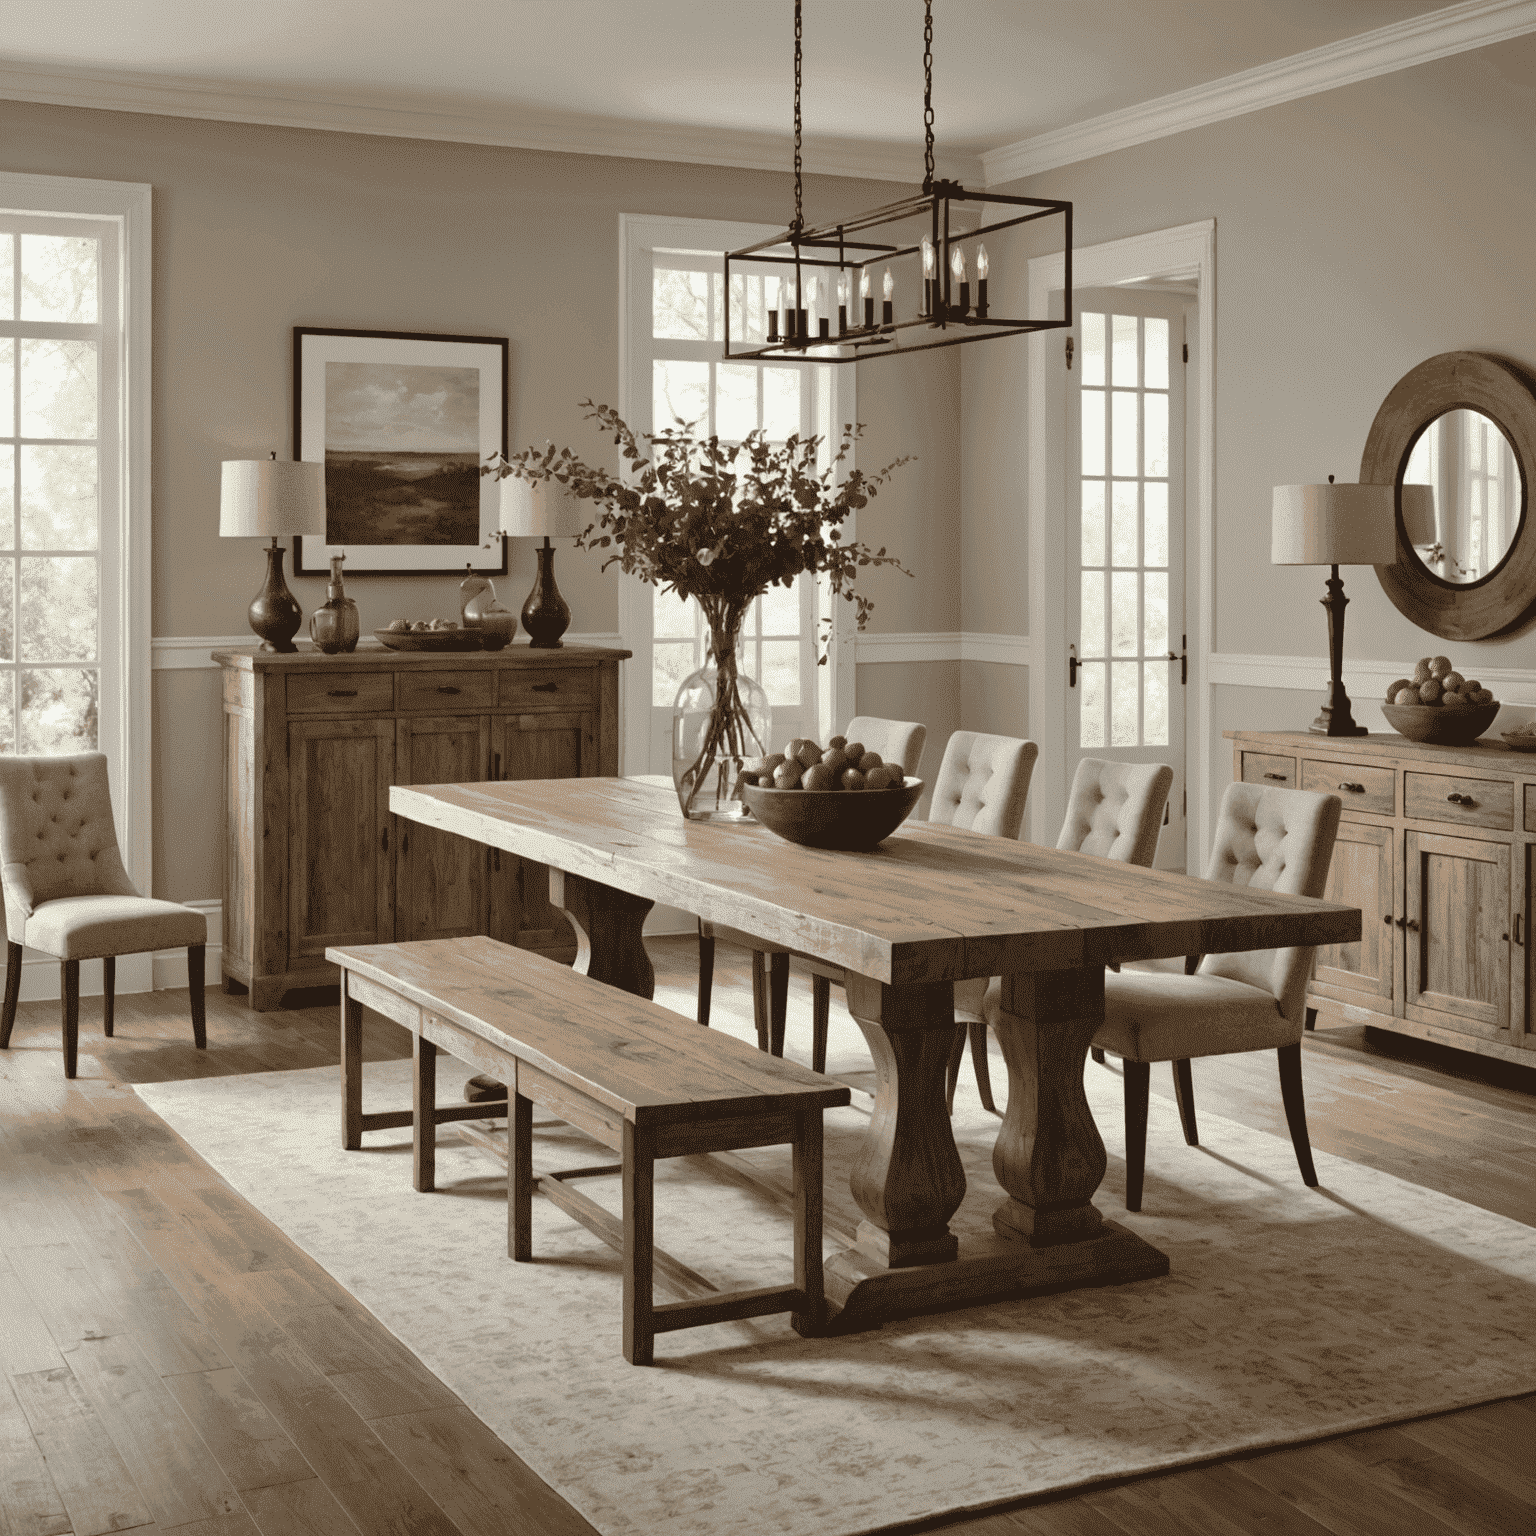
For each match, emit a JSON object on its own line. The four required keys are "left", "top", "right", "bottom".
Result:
{"left": 724, "top": 0, "right": 1072, "bottom": 364}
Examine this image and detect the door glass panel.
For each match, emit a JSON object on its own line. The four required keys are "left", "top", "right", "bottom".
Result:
{"left": 1079, "top": 661, "right": 1105, "bottom": 748}
{"left": 652, "top": 639, "right": 695, "bottom": 707}
{"left": 653, "top": 359, "right": 709, "bottom": 430}
{"left": 0, "top": 447, "right": 12, "bottom": 544}
{"left": 1111, "top": 482, "right": 1137, "bottom": 566}
{"left": 1080, "top": 312, "right": 1105, "bottom": 386}
{"left": 1144, "top": 483, "right": 1168, "bottom": 567}
{"left": 0, "top": 567, "right": 11, "bottom": 659}
{"left": 1144, "top": 571, "right": 1169, "bottom": 655}
{"left": 1110, "top": 660, "right": 1139, "bottom": 746}
{"left": 21, "top": 235, "right": 99, "bottom": 324}
{"left": 1112, "top": 315, "right": 1138, "bottom": 387}
{"left": 19, "top": 668, "right": 96, "bottom": 752}
{"left": 715, "top": 364, "right": 757, "bottom": 441}
{"left": 20, "top": 339, "right": 97, "bottom": 440}
{"left": 0, "top": 339, "right": 12, "bottom": 433}
{"left": 760, "top": 640, "right": 800, "bottom": 706}
{"left": 1080, "top": 571, "right": 1106, "bottom": 658}
{"left": 21, "top": 446, "right": 97, "bottom": 550}
{"left": 1144, "top": 392, "right": 1169, "bottom": 478}
{"left": 760, "top": 581, "right": 798, "bottom": 633}
{"left": 1144, "top": 317, "right": 1169, "bottom": 389}
{"left": 1144, "top": 664, "right": 1168, "bottom": 747}
{"left": 0, "top": 235, "right": 12, "bottom": 318}
{"left": 653, "top": 590, "right": 695, "bottom": 639}
{"left": 1111, "top": 391, "right": 1137, "bottom": 476}
{"left": 1111, "top": 570, "right": 1138, "bottom": 655}
{"left": 1081, "top": 390, "right": 1105, "bottom": 477}
{"left": 762, "top": 368, "right": 800, "bottom": 440}
{"left": 1081, "top": 481, "right": 1105, "bottom": 567}
{"left": 0, "top": 673, "right": 11, "bottom": 751}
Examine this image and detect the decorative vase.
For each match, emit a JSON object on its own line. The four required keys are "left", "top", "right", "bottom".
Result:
{"left": 671, "top": 620, "right": 772, "bottom": 822}
{"left": 249, "top": 542, "right": 303, "bottom": 653}
{"left": 521, "top": 538, "right": 572, "bottom": 649}
{"left": 458, "top": 564, "right": 492, "bottom": 626}
{"left": 309, "top": 554, "right": 360, "bottom": 654}
{"left": 463, "top": 582, "right": 518, "bottom": 651}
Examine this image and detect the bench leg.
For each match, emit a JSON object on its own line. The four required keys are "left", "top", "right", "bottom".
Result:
{"left": 509, "top": 1091, "right": 533, "bottom": 1261}
{"left": 790, "top": 1105, "right": 826, "bottom": 1336}
{"left": 412, "top": 1033, "right": 437, "bottom": 1193}
{"left": 341, "top": 976, "right": 363, "bottom": 1151}
{"left": 622, "top": 1119, "right": 656, "bottom": 1365}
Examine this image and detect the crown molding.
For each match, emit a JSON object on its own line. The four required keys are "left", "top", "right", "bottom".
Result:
{"left": 0, "top": 59, "right": 981, "bottom": 186}
{"left": 981, "top": 0, "right": 1536, "bottom": 186}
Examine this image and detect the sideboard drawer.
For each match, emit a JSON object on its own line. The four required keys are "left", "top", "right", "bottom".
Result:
{"left": 1404, "top": 771, "right": 1513, "bottom": 831}
{"left": 287, "top": 672, "right": 395, "bottom": 714}
{"left": 500, "top": 668, "right": 594, "bottom": 711}
{"left": 398, "top": 672, "right": 495, "bottom": 712}
{"left": 1301, "top": 758, "right": 1395, "bottom": 815}
{"left": 1241, "top": 751, "right": 1297, "bottom": 788}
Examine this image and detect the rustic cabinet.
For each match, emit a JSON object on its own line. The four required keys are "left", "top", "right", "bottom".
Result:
{"left": 217, "top": 645, "right": 628, "bottom": 1010}
{"left": 1230, "top": 730, "right": 1535, "bottom": 1064}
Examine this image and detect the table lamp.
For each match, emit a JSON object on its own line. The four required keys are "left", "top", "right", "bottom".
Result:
{"left": 1271, "top": 478, "right": 1397, "bottom": 736}
{"left": 220, "top": 455, "right": 327, "bottom": 653}
{"left": 500, "top": 478, "right": 583, "bottom": 648}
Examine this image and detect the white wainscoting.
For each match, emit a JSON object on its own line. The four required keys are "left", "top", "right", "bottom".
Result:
{"left": 852, "top": 632, "right": 1032, "bottom": 666}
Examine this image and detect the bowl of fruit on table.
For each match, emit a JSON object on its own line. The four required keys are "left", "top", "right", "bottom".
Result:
{"left": 738, "top": 735, "right": 924, "bottom": 851}
{"left": 374, "top": 619, "right": 485, "bottom": 652}
{"left": 1380, "top": 656, "right": 1500, "bottom": 745}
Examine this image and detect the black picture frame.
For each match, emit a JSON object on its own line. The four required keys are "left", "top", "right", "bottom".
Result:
{"left": 293, "top": 325, "right": 509, "bottom": 576}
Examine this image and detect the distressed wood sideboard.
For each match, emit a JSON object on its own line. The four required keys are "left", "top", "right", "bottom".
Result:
{"left": 215, "top": 644, "right": 628, "bottom": 1010}
{"left": 1228, "top": 728, "right": 1536, "bottom": 1065}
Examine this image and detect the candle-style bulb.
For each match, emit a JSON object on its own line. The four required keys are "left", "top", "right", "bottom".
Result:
{"left": 837, "top": 271, "right": 849, "bottom": 305}
{"left": 859, "top": 269, "right": 871, "bottom": 300}
{"left": 951, "top": 246, "right": 967, "bottom": 282}
{"left": 882, "top": 267, "right": 894, "bottom": 301}
{"left": 976, "top": 244, "right": 989, "bottom": 280}
{"left": 921, "top": 237, "right": 935, "bottom": 278}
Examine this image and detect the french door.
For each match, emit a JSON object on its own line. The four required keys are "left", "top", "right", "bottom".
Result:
{"left": 1065, "top": 289, "right": 1189, "bottom": 869}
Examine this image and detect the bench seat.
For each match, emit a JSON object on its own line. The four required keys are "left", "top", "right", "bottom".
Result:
{"left": 327, "top": 935, "right": 850, "bottom": 1364}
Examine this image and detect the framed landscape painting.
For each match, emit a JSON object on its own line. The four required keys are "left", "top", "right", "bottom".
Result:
{"left": 293, "top": 326, "right": 509, "bottom": 575}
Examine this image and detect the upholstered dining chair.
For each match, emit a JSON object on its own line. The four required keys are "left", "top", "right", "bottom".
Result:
{"left": 0, "top": 753, "right": 208, "bottom": 1078}
{"left": 948, "top": 756, "right": 1175, "bottom": 1113}
{"left": 695, "top": 716, "right": 929, "bottom": 1044}
{"left": 1091, "top": 781, "right": 1342, "bottom": 1211}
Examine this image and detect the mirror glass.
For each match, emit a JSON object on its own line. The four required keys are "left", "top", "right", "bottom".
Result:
{"left": 1401, "top": 407, "right": 1524, "bottom": 585}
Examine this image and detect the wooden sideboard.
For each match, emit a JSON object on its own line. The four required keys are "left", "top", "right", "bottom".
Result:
{"left": 1229, "top": 728, "right": 1536, "bottom": 1065}
{"left": 215, "top": 644, "right": 629, "bottom": 1010}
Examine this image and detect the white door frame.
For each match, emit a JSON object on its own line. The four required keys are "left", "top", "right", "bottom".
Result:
{"left": 1027, "top": 219, "right": 1215, "bottom": 868}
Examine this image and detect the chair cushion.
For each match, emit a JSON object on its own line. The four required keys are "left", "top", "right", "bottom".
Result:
{"left": 24, "top": 895, "right": 207, "bottom": 961}
{"left": 1097, "top": 966, "right": 1299, "bottom": 1063}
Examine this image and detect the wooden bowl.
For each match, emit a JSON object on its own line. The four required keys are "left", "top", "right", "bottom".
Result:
{"left": 1380, "top": 700, "right": 1500, "bottom": 745}
{"left": 1499, "top": 730, "right": 1536, "bottom": 753}
{"left": 374, "top": 627, "right": 484, "bottom": 652}
{"left": 740, "top": 779, "right": 924, "bottom": 852}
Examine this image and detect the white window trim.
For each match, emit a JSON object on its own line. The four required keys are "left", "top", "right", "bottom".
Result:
{"left": 616, "top": 212, "right": 857, "bottom": 776}
{"left": 0, "top": 172, "right": 153, "bottom": 993}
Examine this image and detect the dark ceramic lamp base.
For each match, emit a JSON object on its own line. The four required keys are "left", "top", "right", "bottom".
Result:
{"left": 521, "top": 536, "right": 572, "bottom": 648}
{"left": 248, "top": 539, "right": 303, "bottom": 653}
{"left": 1309, "top": 564, "right": 1369, "bottom": 737}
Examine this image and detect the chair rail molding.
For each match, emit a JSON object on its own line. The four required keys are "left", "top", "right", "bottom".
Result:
{"left": 848, "top": 633, "right": 1032, "bottom": 666}
{"left": 1209, "top": 651, "right": 1536, "bottom": 708}
{"left": 150, "top": 634, "right": 626, "bottom": 669}
{"left": 981, "top": 0, "right": 1536, "bottom": 185}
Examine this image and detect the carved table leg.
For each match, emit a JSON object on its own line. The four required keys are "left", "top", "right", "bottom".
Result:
{"left": 548, "top": 870, "right": 656, "bottom": 999}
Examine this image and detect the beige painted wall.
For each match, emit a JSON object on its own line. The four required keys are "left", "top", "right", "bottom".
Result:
{"left": 1, "top": 99, "right": 961, "bottom": 901}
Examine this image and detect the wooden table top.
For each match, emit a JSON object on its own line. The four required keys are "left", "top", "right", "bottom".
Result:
{"left": 391, "top": 777, "right": 1361, "bottom": 985}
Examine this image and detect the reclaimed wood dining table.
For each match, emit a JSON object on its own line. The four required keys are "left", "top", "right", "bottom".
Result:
{"left": 390, "top": 776, "right": 1360, "bottom": 1330}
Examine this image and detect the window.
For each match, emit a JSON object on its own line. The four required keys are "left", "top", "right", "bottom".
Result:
{"left": 620, "top": 216, "right": 854, "bottom": 776}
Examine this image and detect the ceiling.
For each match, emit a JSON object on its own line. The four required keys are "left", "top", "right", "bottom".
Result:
{"left": 0, "top": 1, "right": 1501, "bottom": 180}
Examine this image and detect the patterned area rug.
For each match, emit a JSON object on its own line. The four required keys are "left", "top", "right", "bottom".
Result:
{"left": 137, "top": 979, "right": 1536, "bottom": 1536}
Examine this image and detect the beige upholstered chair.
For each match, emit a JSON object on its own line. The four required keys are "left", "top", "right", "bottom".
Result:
{"left": 0, "top": 754, "right": 207, "bottom": 1078}
{"left": 949, "top": 757, "right": 1174, "bottom": 1112}
{"left": 695, "top": 717, "right": 928, "bottom": 1047}
{"left": 1093, "top": 781, "right": 1342, "bottom": 1210}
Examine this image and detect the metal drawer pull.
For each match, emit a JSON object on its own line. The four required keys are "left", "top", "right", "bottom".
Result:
{"left": 1263, "top": 771, "right": 1288, "bottom": 781}
{"left": 437, "top": 685, "right": 461, "bottom": 694}
{"left": 1517, "top": 914, "right": 1524, "bottom": 946}
{"left": 1382, "top": 913, "right": 1393, "bottom": 926}
{"left": 1339, "top": 781, "right": 1365, "bottom": 793}
{"left": 327, "top": 689, "right": 358, "bottom": 697}
{"left": 1445, "top": 792, "right": 1477, "bottom": 807}
{"left": 532, "top": 682, "right": 559, "bottom": 693}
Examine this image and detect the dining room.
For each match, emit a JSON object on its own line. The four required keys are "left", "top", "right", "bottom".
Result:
{"left": 4, "top": 4, "right": 1536, "bottom": 1535}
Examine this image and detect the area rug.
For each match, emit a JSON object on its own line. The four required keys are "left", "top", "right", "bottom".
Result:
{"left": 136, "top": 978, "right": 1536, "bottom": 1536}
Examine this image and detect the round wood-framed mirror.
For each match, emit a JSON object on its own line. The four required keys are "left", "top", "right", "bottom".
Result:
{"left": 1362, "top": 351, "right": 1536, "bottom": 639}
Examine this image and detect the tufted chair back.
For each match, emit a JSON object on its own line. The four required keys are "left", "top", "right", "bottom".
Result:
{"left": 928, "top": 732, "right": 1039, "bottom": 840}
{"left": 841, "top": 716, "right": 928, "bottom": 778}
{"left": 1197, "top": 781, "right": 1341, "bottom": 1022}
{"left": 1056, "top": 758, "right": 1174, "bottom": 866}
{"left": 0, "top": 753, "right": 138, "bottom": 940}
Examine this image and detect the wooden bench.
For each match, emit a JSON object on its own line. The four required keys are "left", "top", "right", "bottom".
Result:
{"left": 326, "top": 934, "right": 850, "bottom": 1364}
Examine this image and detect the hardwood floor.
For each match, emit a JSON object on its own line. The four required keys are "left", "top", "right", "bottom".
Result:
{"left": 1, "top": 937, "right": 1534, "bottom": 1536}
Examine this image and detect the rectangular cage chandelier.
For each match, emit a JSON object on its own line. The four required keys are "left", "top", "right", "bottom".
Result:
{"left": 723, "top": 0, "right": 1072, "bottom": 365}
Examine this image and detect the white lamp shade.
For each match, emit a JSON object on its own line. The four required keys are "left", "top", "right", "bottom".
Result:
{"left": 499, "top": 477, "right": 583, "bottom": 539}
{"left": 1399, "top": 484, "right": 1437, "bottom": 546}
{"left": 220, "top": 460, "right": 327, "bottom": 538}
{"left": 1270, "top": 482, "right": 1397, "bottom": 566}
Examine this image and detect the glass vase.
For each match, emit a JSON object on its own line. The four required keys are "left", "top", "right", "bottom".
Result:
{"left": 671, "top": 623, "right": 772, "bottom": 822}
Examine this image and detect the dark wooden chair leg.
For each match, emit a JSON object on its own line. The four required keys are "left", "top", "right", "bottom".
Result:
{"left": 1172, "top": 1058, "right": 1198, "bottom": 1146}
{"left": 1091, "top": 1046, "right": 1107, "bottom": 1065}
{"left": 750, "top": 949, "right": 770, "bottom": 1052}
{"left": 811, "top": 974, "right": 830, "bottom": 1074}
{"left": 696, "top": 923, "right": 715, "bottom": 1026}
{"left": 509, "top": 1091, "right": 533, "bottom": 1261}
{"left": 622, "top": 1119, "right": 656, "bottom": 1366}
{"left": 188, "top": 944, "right": 207, "bottom": 1049}
{"left": 62, "top": 960, "right": 80, "bottom": 1079}
{"left": 968, "top": 1021, "right": 998, "bottom": 1115}
{"left": 1123, "top": 1060, "right": 1151, "bottom": 1212}
{"left": 1277, "top": 1042, "right": 1318, "bottom": 1186}
{"left": 102, "top": 955, "right": 115, "bottom": 1037}
{"left": 768, "top": 953, "right": 789, "bottom": 1057}
{"left": 1304, "top": 1006, "right": 1317, "bottom": 1031}
{"left": 1, "top": 941, "right": 21, "bottom": 1049}
{"left": 944, "top": 1023, "right": 966, "bottom": 1114}
{"left": 412, "top": 1033, "right": 437, "bottom": 1193}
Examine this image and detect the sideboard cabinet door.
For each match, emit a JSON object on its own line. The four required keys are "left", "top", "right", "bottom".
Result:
{"left": 1404, "top": 830, "right": 1510, "bottom": 1042}
{"left": 288, "top": 718, "right": 396, "bottom": 967}
{"left": 395, "top": 714, "right": 492, "bottom": 943}
{"left": 1312, "top": 821, "right": 1397, "bottom": 1014}
{"left": 487, "top": 709, "right": 593, "bottom": 958}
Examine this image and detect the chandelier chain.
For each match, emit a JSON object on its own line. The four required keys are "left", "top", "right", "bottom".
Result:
{"left": 792, "top": 0, "right": 804, "bottom": 237}
{"left": 922, "top": 0, "right": 935, "bottom": 193}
